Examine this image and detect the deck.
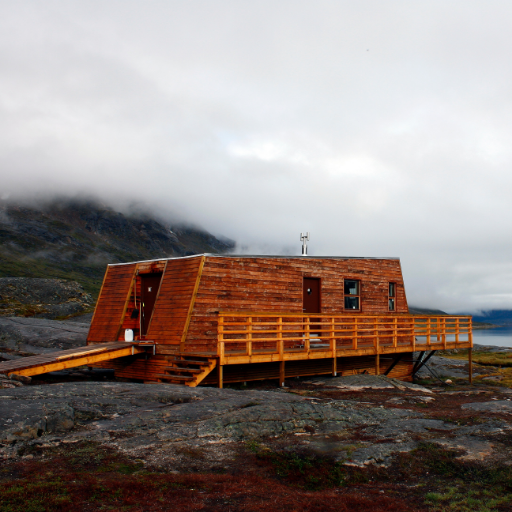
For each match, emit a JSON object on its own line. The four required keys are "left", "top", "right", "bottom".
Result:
{"left": 161, "top": 313, "right": 473, "bottom": 387}
{"left": 215, "top": 313, "right": 472, "bottom": 364}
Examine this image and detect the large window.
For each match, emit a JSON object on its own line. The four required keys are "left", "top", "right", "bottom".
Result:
{"left": 388, "top": 282, "right": 396, "bottom": 311}
{"left": 344, "top": 279, "right": 360, "bottom": 310}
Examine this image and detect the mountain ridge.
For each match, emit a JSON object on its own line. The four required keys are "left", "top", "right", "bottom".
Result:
{"left": 0, "top": 197, "right": 234, "bottom": 297}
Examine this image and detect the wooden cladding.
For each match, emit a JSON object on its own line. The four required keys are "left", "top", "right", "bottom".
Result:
{"left": 184, "top": 256, "right": 409, "bottom": 353}
{"left": 87, "top": 264, "right": 137, "bottom": 343}
{"left": 146, "top": 256, "right": 202, "bottom": 346}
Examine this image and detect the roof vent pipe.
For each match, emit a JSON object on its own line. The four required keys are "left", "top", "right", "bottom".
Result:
{"left": 300, "top": 232, "right": 310, "bottom": 256}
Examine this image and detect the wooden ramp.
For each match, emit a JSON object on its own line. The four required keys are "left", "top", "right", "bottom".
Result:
{"left": 0, "top": 342, "right": 154, "bottom": 378}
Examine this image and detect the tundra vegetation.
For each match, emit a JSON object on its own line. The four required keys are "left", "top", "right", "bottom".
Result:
{"left": 1, "top": 366, "right": 512, "bottom": 511}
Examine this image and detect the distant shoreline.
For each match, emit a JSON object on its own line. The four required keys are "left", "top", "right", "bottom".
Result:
{"left": 472, "top": 322, "right": 501, "bottom": 330}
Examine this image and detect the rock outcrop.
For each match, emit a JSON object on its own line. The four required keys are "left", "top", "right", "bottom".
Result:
{"left": 0, "top": 278, "right": 93, "bottom": 319}
{"left": 1, "top": 379, "right": 511, "bottom": 470}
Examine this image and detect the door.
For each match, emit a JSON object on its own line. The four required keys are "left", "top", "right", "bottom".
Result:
{"left": 303, "top": 277, "right": 321, "bottom": 338}
{"left": 303, "top": 278, "right": 321, "bottom": 313}
{"left": 140, "top": 273, "right": 163, "bottom": 336}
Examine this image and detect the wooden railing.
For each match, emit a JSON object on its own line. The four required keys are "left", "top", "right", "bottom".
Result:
{"left": 216, "top": 313, "right": 472, "bottom": 364}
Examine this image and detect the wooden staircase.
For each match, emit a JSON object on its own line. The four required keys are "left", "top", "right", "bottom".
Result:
{"left": 156, "top": 354, "right": 217, "bottom": 387}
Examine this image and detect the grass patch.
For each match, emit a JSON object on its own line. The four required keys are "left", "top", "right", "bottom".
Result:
{"left": 4, "top": 439, "right": 512, "bottom": 511}
{"left": 441, "top": 349, "right": 512, "bottom": 368}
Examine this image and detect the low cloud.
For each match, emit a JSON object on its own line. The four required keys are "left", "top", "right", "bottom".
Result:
{"left": 1, "top": 1, "right": 512, "bottom": 312}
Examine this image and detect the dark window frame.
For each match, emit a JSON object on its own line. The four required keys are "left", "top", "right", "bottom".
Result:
{"left": 388, "top": 282, "right": 396, "bottom": 312}
{"left": 344, "top": 279, "right": 361, "bottom": 311}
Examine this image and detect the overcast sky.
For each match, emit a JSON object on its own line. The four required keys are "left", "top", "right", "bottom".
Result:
{"left": 2, "top": 1, "right": 512, "bottom": 313}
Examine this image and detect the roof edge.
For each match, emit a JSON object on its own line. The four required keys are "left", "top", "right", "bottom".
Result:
{"left": 108, "top": 254, "right": 401, "bottom": 267}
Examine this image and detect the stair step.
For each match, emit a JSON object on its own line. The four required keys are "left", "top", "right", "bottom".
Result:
{"left": 165, "top": 367, "right": 202, "bottom": 374}
{"left": 170, "top": 359, "right": 211, "bottom": 366}
{"left": 156, "top": 373, "right": 195, "bottom": 381}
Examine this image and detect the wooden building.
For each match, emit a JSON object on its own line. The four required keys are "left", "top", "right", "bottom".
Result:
{"left": 85, "top": 254, "right": 473, "bottom": 387}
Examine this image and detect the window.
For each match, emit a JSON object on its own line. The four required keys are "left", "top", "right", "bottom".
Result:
{"left": 344, "top": 279, "right": 360, "bottom": 310}
{"left": 388, "top": 282, "right": 396, "bottom": 311}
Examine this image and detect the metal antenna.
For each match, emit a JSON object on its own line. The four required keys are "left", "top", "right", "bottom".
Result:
{"left": 300, "top": 232, "right": 310, "bottom": 256}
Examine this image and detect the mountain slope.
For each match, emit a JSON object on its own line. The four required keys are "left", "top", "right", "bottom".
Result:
{"left": 468, "top": 310, "right": 512, "bottom": 326}
{"left": 0, "top": 198, "right": 234, "bottom": 297}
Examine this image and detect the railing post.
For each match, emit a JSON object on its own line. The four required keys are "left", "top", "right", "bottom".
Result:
{"left": 469, "top": 317, "right": 473, "bottom": 347}
{"left": 393, "top": 317, "right": 398, "bottom": 348}
{"left": 218, "top": 315, "right": 225, "bottom": 366}
{"left": 278, "top": 317, "right": 283, "bottom": 360}
{"left": 305, "top": 316, "right": 310, "bottom": 353}
{"left": 218, "top": 315, "right": 224, "bottom": 358}
{"left": 375, "top": 318, "right": 379, "bottom": 354}
{"left": 247, "top": 316, "right": 252, "bottom": 357}
{"left": 427, "top": 317, "right": 431, "bottom": 347}
{"left": 412, "top": 318, "right": 416, "bottom": 353}
{"left": 331, "top": 317, "right": 336, "bottom": 376}
{"left": 330, "top": 317, "right": 335, "bottom": 356}
{"left": 219, "top": 340, "right": 225, "bottom": 366}
{"left": 455, "top": 318, "right": 459, "bottom": 345}
{"left": 442, "top": 317, "right": 446, "bottom": 349}
{"left": 353, "top": 318, "right": 358, "bottom": 350}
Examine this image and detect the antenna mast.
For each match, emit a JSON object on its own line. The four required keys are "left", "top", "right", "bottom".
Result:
{"left": 300, "top": 232, "right": 310, "bottom": 256}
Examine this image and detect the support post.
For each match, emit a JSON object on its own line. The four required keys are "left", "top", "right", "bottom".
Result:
{"left": 412, "top": 351, "right": 426, "bottom": 375}
{"left": 279, "top": 360, "right": 285, "bottom": 387}
{"left": 375, "top": 354, "right": 380, "bottom": 376}
{"left": 412, "top": 350, "right": 437, "bottom": 377}
{"left": 217, "top": 363, "right": 223, "bottom": 389}
{"left": 469, "top": 347, "right": 473, "bottom": 384}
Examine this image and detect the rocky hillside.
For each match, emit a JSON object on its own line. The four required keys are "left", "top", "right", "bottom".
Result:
{"left": 0, "top": 278, "right": 93, "bottom": 319}
{"left": 0, "top": 198, "right": 234, "bottom": 297}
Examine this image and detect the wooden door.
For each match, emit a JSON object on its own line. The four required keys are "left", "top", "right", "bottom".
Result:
{"left": 303, "top": 277, "right": 321, "bottom": 337}
{"left": 303, "top": 278, "right": 321, "bottom": 313}
{"left": 141, "top": 273, "right": 163, "bottom": 336}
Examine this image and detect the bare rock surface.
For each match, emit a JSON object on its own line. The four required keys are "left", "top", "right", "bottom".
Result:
{"left": 0, "top": 316, "right": 89, "bottom": 356}
{"left": 1, "top": 378, "right": 511, "bottom": 470}
{"left": 310, "top": 374, "right": 432, "bottom": 393}
{"left": 462, "top": 400, "right": 512, "bottom": 413}
{"left": 415, "top": 354, "right": 474, "bottom": 380}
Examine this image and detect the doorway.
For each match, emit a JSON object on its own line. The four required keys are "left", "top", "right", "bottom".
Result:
{"left": 303, "top": 277, "right": 321, "bottom": 313}
{"left": 303, "top": 277, "right": 321, "bottom": 338}
{"left": 140, "top": 273, "right": 163, "bottom": 336}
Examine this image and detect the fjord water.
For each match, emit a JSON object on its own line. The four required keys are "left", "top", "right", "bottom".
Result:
{"left": 472, "top": 327, "right": 512, "bottom": 348}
